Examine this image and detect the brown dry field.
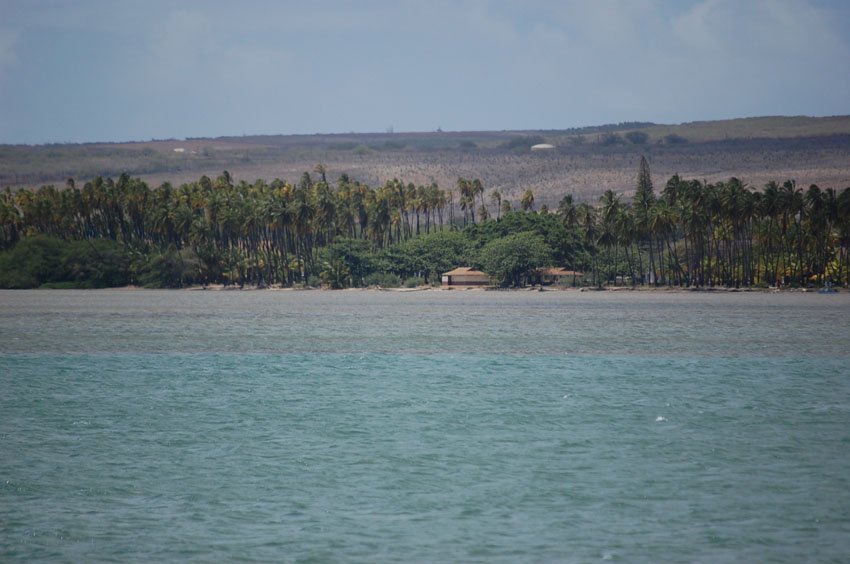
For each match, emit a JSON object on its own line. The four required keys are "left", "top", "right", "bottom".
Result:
{"left": 2, "top": 115, "right": 849, "bottom": 205}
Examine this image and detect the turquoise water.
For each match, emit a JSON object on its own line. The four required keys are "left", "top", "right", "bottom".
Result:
{"left": 1, "top": 290, "right": 849, "bottom": 562}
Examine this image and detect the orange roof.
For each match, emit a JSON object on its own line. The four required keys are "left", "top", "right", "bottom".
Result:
{"left": 442, "top": 267, "right": 487, "bottom": 276}
{"left": 539, "top": 267, "right": 582, "bottom": 276}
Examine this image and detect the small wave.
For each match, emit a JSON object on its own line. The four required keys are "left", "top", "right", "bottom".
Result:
{"left": 655, "top": 416, "right": 667, "bottom": 422}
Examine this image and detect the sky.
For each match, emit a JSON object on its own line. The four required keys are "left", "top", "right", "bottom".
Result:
{"left": 1, "top": 0, "right": 849, "bottom": 144}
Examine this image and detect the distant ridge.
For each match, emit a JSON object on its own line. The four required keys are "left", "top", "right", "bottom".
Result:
{"left": 5, "top": 115, "right": 847, "bottom": 148}
{"left": 180, "top": 115, "right": 849, "bottom": 147}
{"left": 2, "top": 115, "right": 849, "bottom": 199}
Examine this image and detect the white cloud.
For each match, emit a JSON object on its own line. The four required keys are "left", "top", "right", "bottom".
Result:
{"left": 551, "top": 0, "right": 659, "bottom": 45}
{"left": 672, "top": 0, "right": 847, "bottom": 56}
{"left": 148, "top": 10, "right": 216, "bottom": 78}
{"left": 0, "top": 28, "right": 20, "bottom": 101}
{"left": 140, "top": 8, "right": 296, "bottom": 92}
{"left": 0, "top": 28, "right": 20, "bottom": 69}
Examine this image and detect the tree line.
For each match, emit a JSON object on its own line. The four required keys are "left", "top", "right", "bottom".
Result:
{"left": 577, "top": 157, "right": 850, "bottom": 288}
{"left": 1, "top": 157, "right": 848, "bottom": 289}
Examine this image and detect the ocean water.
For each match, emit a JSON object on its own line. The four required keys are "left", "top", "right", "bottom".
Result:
{"left": 1, "top": 289, "right": 849, "bottom": 562}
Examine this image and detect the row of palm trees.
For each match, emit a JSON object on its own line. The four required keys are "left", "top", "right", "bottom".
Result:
{"left": 0, "top": 170, "right": 459, "bottom": 286}
{"left": 557, "top": 157, "right": 850, "bottom": 287}
{"left": 2, "top": 159, "right": 849, "bottom": 287}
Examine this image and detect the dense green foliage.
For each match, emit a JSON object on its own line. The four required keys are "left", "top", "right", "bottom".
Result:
{"left": 0, "top": 236, "right": 129, "bottom": 288}
{"left": 1, "top": 159, "right": 849, "bottom": 289}
{"left": 464, "top": 207, "right": 585, "bottom": 268}
{"left": 477, "top": 232, "right": 552, "bottom": 287}
{"left": 582, "top": 173, "right": 850, "bottom": 288}
{"left": 385, "top": 231, "right": 472, "bottom": 284}
{"left": 624, "top": 131, "right": 649, "bottom": 145}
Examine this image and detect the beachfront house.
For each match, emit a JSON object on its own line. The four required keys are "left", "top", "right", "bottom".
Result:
{"left": 538, "top": 267, "right": 583, "bottom": 286}
{"left": 441, "top": 267, "right": 490, "bottom": 287}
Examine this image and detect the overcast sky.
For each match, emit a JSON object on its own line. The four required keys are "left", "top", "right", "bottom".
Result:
{"left": 1, "top": 0, "right": 849, "bottom": 144}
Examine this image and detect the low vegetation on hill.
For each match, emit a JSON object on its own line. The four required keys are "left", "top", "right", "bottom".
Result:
{"left": 2, "top": 116, "right": 849, "bottom": 207}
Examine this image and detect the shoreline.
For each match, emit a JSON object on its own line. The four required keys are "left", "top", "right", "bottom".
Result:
{"left": 89, "top": 284, "right": 841, "bottom": 294}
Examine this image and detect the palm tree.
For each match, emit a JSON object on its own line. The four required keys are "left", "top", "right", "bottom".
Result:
{"left": 490, "top": 189, "right": 502, "bottom": 220}
{"left": 500, "top": 199, "right": 512, "bottom": 216}
{"left": 314, "top": 163, "right": 327, "bottom": 183}
{"left": 577, "top": 202, "right": 598, "bottom": 286}
{"left": 457, "top": 178, "right": 473, "bottom": 225}
{"left": 836, "top": 187, "right": 850, "bottom": 285}
{"left": 520, "top": 189, "right": 535, "bottom": 212}
{"left": 472, "top": 179, "right": 485, "bottom": 212}
{"left": 633, "top": 156, "right": 655, "bottom": 284}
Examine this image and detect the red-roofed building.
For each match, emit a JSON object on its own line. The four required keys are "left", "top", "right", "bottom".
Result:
{"left": 441, "top": 267, "right": 490, "bottom": 287}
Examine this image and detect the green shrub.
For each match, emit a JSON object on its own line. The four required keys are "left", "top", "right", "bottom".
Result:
{"left": 500, "top": 135, "right": 545, "bottom": 151}
{"left": 598, "top": 132, "right": 624, "bottom": 146}
{"left": 404, "top": 276, "right": 425, "bottom": 288}
{"left": 136, "top": 248, "right": 197, "bottom": 288}
{"left": 363, "top": 272, "right": 400, "bottom": 288}
{"left": 39, "top": 281, "right": 82, "bottom": 289}
{"left": 0, "top": 236, "right": 130, "bottom": 289}
{"left": 664, "top": 133, "right": 688, "bottom": 144}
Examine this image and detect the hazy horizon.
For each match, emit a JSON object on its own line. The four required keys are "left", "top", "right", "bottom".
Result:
{"left": 2, "top": 0, "right": 849, "bottom": 145}
{"left": 5, "top": 114, "right": 850, "bottom": 148}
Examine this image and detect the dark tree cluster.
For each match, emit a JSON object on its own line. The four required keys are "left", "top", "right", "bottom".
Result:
{"left": 573, "top": 157, "right": 850, "bottom": 288}
{"left": 0, "top": 170, "right": 459, "bottom": 287}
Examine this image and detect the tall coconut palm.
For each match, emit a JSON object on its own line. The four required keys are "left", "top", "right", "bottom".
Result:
{"left": 576, "top": 202, "right": 598, "bottom": 286}
{"left": 490, "top": 189, "right": 502, "bottom": 221}
{"left": 520, "top": 189, "right": 535, "bottom": 212}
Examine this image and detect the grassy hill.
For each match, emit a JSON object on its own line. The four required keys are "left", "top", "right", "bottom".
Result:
{"left": 2, "top": 115, "right": 849, "bottom": 204}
